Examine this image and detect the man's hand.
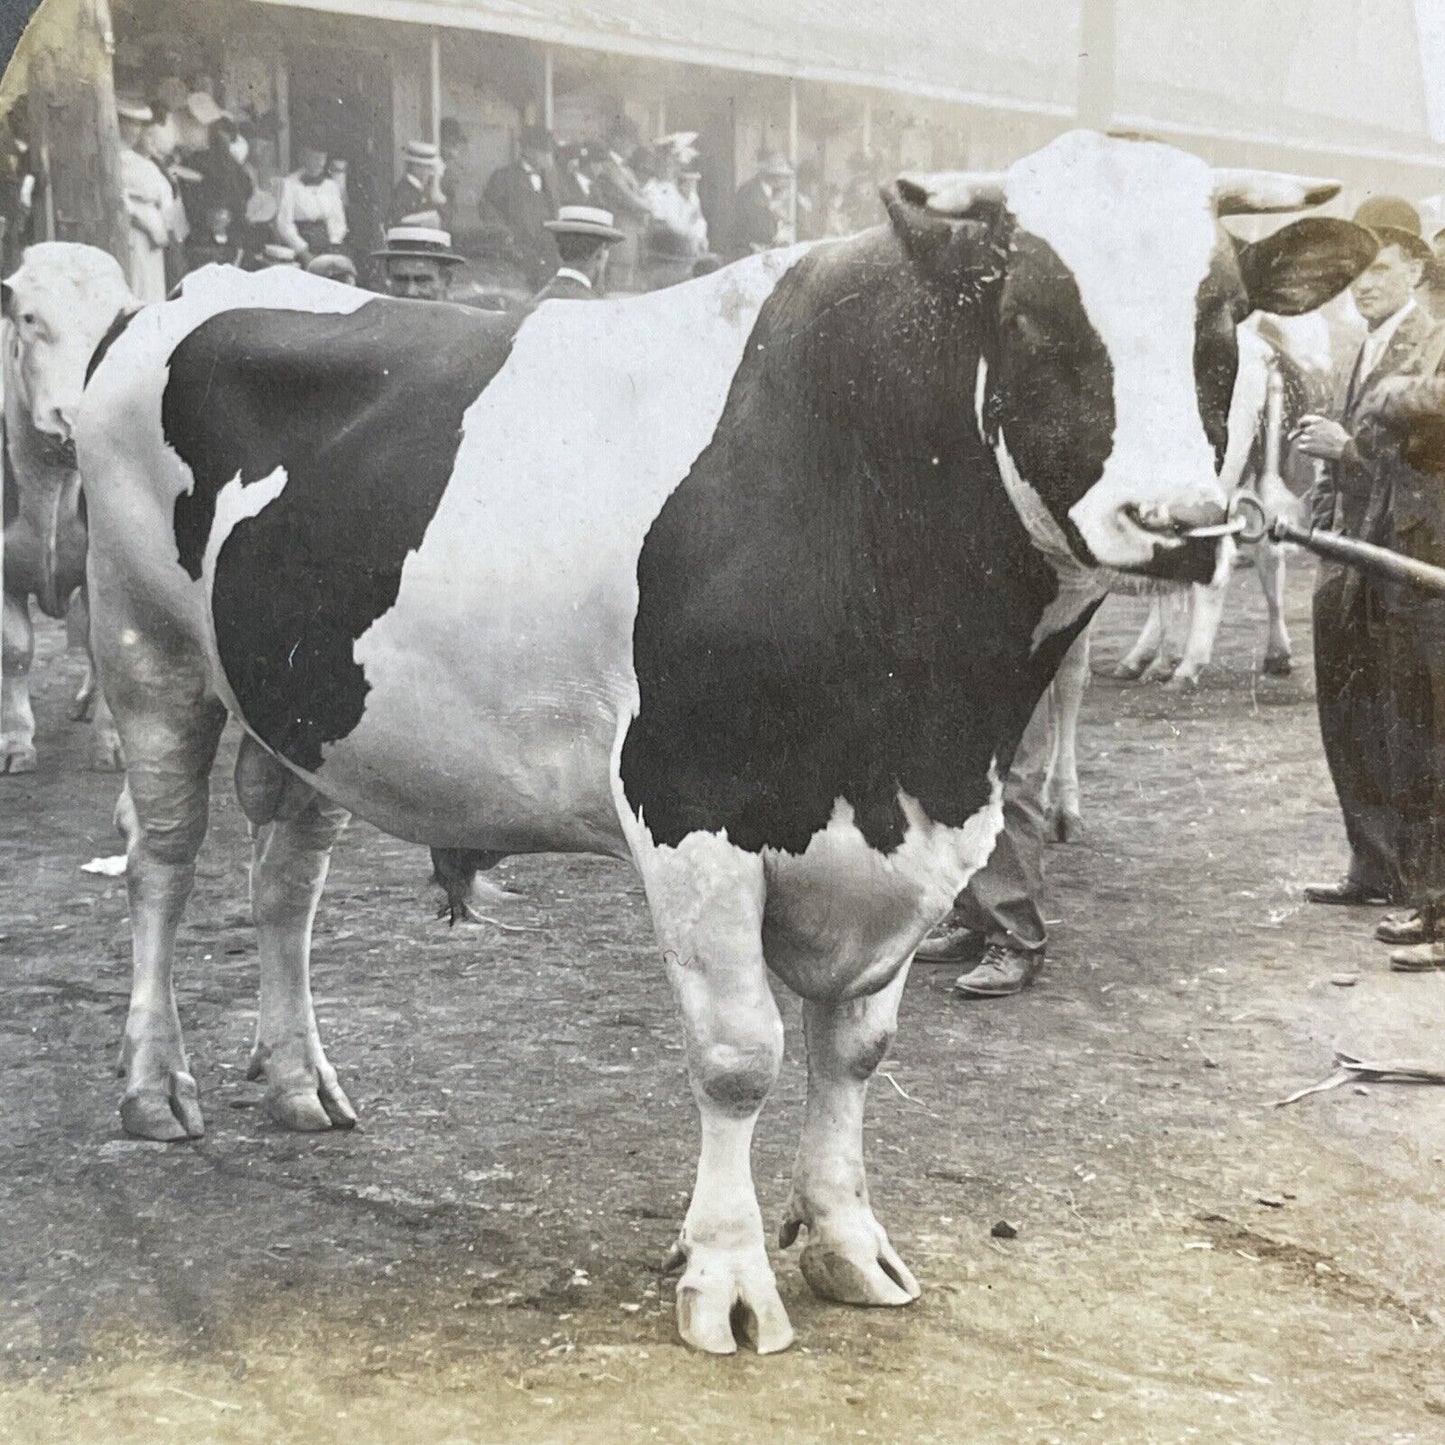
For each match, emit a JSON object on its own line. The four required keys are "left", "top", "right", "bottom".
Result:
{"left": 1294, "top": 414, "right": 1352, "bottom": 461}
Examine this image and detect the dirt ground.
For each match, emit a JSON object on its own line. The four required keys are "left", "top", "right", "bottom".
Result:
{"left": 2, "top": 560, "right": 1444, "bottom": 1444}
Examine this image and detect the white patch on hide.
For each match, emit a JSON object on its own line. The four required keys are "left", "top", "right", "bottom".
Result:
{"left": 200, "top": 467, "right": 288, "bottom": 594}
{"left": 1004, "top": 132, "right": 1226, "bottom": 568}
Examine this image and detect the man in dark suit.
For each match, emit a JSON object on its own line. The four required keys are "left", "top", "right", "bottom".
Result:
{"left": 532, "top": 205, "right": 624, "bottom": 303}
{"left": 389, "top": 139, "right": 445, "bottom": 228}
{"left": 730, "top": 153, "right": 792, "bottom": 258}
{"left": 1299, "top": 198, "right": 1445, "bottom": 923}
{"left": 592, "top": 119, "right": 651, "bottom": 292}
{"left": 482, "top": 125, "right": 559, "bottom": 291}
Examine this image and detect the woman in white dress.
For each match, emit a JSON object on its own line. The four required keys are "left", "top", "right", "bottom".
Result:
{"left": 116, "top": 99, "right": 176, "bottom": 303}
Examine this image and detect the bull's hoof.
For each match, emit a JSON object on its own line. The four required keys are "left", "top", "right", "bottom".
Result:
{"left": 1262, "top": 652, "right": 1293, "bottom": 677}
{"left": 1142, "top": 656, "right": 1183, "bottom": 684}
{"left": 666, "top": 1236, "right": 794, "bottom": 1355}
{"left": 70, "top": 691, "right": 94, "bottom": 722}
{"left": 1050, "top": 808, "right": 1086, "bottom": 845}
{"left": 91, "top": 731, "right": 125, "bottom": 772}
{"left": 1110, "top": 657, "right": 1149, "bottom": 680}
{"left": 120, "top": 1069, "right": 205, "bottom": 1142}
{"left": 248, "top": 1040, "right": 358, "bottom": 1132}
{"left": 1, "top": 740, "right": 37, "bottom": 774}
{"left": 1163, "top": 669, "right": 1200, "bottom": 692}
{"left": 783, "top": 1209, "right": 920, "bottom": 1308}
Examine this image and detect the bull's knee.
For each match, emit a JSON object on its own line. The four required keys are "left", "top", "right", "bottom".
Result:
{"left": 122, "top": 774, "right": 210, "bottom": 867}
{"left": 839, "top": 1024, "right": 894, "bottom": 1082}
{"left": 693, "top": 1034, "right": 782, "bottom": 1117}
{"left": 286, "top": 797, "right": 350, "bottom": 853}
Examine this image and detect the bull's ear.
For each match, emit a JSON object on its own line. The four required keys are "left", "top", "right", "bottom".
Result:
{"left": 1236, "top": 217, "right": 1379, "bottom": 317}
{"left": 882, "top": 174, "right": 1008, "bottom": 285}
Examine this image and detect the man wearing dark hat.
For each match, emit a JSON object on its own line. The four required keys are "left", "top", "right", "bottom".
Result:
{"left": 1299, "top": 196, "right": 1445, "bottom": 927}
{"left": 371, "top": 213, "right": 466, "bottom": 301}
{"left": 731, "top": 152, "right": 793, "bottom": 258}
{"left": 533, "top": 204, "right": 624, "bottom": 302}
{"left": 389, "top": 139, "right": 445, "bottom": 228}
{"left": 593, "top": 118, "right": 652, "bottom": 292}
{"left": 555, "top": 142, "right": 600, "bottom": 207}
{"left": 482, "top": 125, "right": 559, "bottom": 290}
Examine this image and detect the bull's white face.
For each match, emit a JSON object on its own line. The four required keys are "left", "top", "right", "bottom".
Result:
{"left": 4, "top": 242, "right": 134, "bottom": 454}
{"left": 899, "top": 129, "right": 1373, "bottom": 584}
{"left": 1002, "top": 133, "right": 1228, "bottom": 571}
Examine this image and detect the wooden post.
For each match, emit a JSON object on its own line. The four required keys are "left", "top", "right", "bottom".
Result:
{"left": 862, "top": 94, "right": 872, "bottom": 154}
{"left": 22, "top": 0, "right": 126, "bottom": 263}
{"left": 787, "top": 77, "right": 799, "bottom": 236}
{"left": 542, "top": 46, "right": 554, "bottom": 131}
{"left": 429, "top": 30, "right": 441, "bottom": 149}
{"left": 274, "top": 56, "right": 290, "bottom": 174}
{"left": 1078, "top": 0, "right": 1116, "bottom": 129}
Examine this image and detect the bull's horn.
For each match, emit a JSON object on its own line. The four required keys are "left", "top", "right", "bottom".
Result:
{"left": 1214, "top": 169, "right": 1341, "bottom": 216}
{"left": 896, "top": 171, "right": 1006, "bottom": 216}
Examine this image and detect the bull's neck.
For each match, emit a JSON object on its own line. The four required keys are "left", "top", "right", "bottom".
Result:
{"left": 745, "top": 233, "right": 1079, "bottom": 755}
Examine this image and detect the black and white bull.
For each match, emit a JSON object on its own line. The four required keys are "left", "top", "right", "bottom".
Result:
{"left": 77, "top": 132, "right": 1373, "bottom": 1355}
{"left": 2, "top": 243, "right": 135, "bottom": 772}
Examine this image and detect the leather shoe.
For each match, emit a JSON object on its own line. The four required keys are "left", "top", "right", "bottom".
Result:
{"left": 953, "top": 942, "right": 1043, "bottom": 998}
{"left": 1304, "top": 878, "right": 1393, "bottom": 906}
{"left": 1376, "top": 911, "right": 1432, "bottom": 945}
{"left": 915, "top": 922, "right": 986, "bottom": 964}
{"left": 1389, "top": 941, "right": 1445, "bottom": 971}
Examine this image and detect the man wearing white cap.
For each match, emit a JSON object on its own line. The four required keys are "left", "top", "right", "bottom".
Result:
{"left": 371, "top": 212, "right": 466, "bottom": 301}
{"left": 117, "top": 97, "right": 174, "bottom": 302}
{"left": 275, "top": 142, "right": 347, "bottom": 268}
{"left": 534, "top": 205, "right": 624, "bottom": 302}
{"left": 389, "top": 140, "right": 445, "bottom": 228}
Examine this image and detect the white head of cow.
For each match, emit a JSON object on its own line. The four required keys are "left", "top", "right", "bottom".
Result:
{"left": 887, "top": 131, "right": 1376, "bottom": 579}
{"left": 3, "top": 242, "right": 135, "bottom": 455}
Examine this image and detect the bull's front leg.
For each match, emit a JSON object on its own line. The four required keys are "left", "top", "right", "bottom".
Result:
{"left": 1168, "top": 573, "right": 1229, "bottom": 690}
{"left": 780, "top": 966, "right": 920, "bottom": 1308}
{"left": 1, "top": 588, "right": 37, "bottom": 773}
{"left": 1111, "top": 596, "right": 1164, "bottom": 680}
{"left": 643, "top": 832, "right": 792, "bottom": 1355}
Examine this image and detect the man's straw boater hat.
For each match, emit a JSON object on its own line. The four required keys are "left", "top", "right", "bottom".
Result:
{"left": 402, "top": 139, "right": 441, "bottom": 167}
{"left": 371, "top": 211, "right": 465, "bottom": 264}
{"left": 543, "top": 205, "right": 624, "bottom": 242}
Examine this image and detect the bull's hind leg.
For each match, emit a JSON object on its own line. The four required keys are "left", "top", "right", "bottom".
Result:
{"left": 1259, "top": 540, "right": 1292, "bottom": 675}
{"left": 114, "top": 701, "right": 227, "bottom": 1140}
{"left": 780, "top": 966, "right": 920, "bottom": 1308}
{"left": 640, "top": 832, "right": 792, "bottom": 1355}
{"left": 1042, "top": 628, "right": 1088, "bottom": 842}
{"left": 236, "top": 736, "right": 356, "bottom": 1131}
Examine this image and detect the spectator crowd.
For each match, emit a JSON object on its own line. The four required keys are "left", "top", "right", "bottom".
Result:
{"left": 0, "top": 75, "right": 894, "bottom": 309}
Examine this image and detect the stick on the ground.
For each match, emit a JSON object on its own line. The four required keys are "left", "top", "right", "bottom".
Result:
{"left": 1274, "top": 1051, "right": 1445, "bottom": 1106}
